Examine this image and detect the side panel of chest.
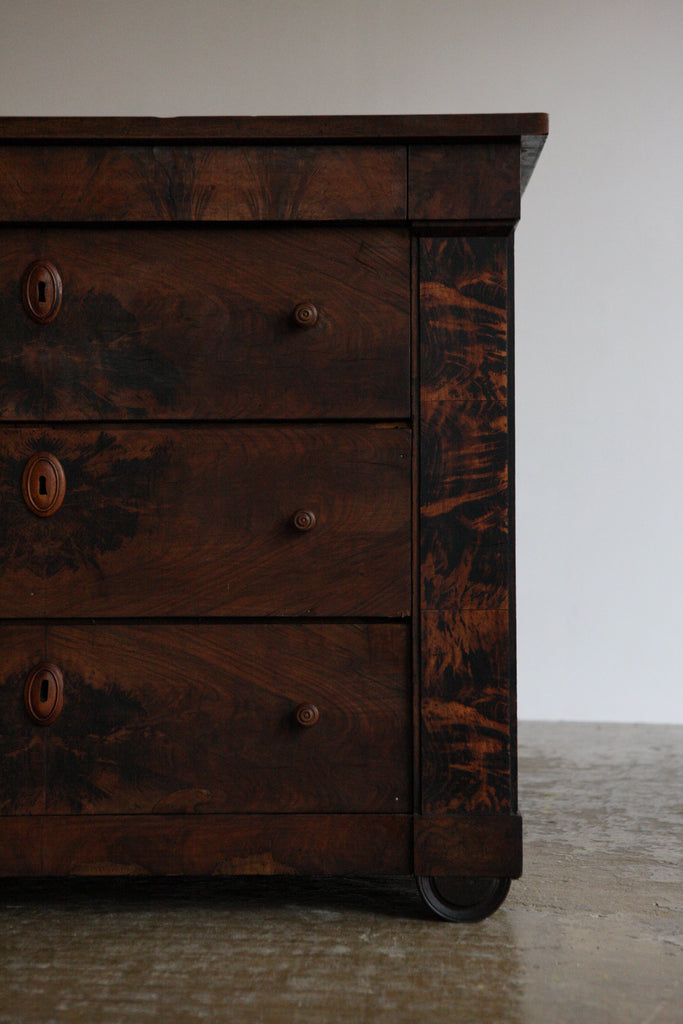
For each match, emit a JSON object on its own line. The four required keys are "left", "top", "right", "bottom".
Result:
{"left": 416, "top": 234, "right": 519, "bottom": 874}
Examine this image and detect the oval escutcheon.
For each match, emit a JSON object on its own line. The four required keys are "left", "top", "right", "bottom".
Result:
{"left": 22, "top": 261, "right": 63, "bottom": 323}
{"left": 25, "top": 663, "right": 64, "bottom": 726}
{"left": 22, "top": 452, "right": 67, "bottom": 517}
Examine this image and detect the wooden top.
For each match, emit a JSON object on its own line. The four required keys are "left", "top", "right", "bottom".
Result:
{"left": 0, "top": 113, "right": 547, "bottom": 142}
{"left": 0, "top": 114, "right": 548, "bottom": 193}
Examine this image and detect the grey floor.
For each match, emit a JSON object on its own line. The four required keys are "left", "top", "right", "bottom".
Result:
{"left": 1, "top": 722, "right": 681, "bottom": 1024}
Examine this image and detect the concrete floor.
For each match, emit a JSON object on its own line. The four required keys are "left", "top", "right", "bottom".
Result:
{"left": 0, "top": 722, "right": 681, "bottom": 1024}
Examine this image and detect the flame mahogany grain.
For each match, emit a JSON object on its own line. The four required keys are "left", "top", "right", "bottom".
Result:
{"left": 0, "top": 815, "right": 413, "bottom": 877}
{"left": 419, "top": 235, "right": 514, "bottom": 816}
{"left": 0, "top": 227, "right": 409, "bottom": 421}
{"left": 0, "top": 622, "right": 410, "bottom": 816}
{"left": 0, "top": 145, "right": 405, "bottom": 222}
{"left": 0, "top": 425, "right": 411, "bottom": 618}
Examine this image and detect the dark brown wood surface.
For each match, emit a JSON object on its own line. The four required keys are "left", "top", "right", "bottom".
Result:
{"left": 0, "top": 117, "right": 545, "bottom": 887}
{"left": 0, "top": 424, "right": 411, "bottom": 618}
{"left": 0, "top": 226, "right": 409, "bottom": 421}
{"left": 421, "top": 610, "right": 511, "bottom": 813}
{"left": 0, "top": 622, "right": 410, "bottom": 815}
{"left": 419, "top": 235, "right": 513, "bottom": 816}
{"left": 0, "top": 113, "right": 548, "bottom": 142}
{"left": 0, "top": 145, "right": 405, "bottom": 222}
{"left": 0, "top": 818, "right": 43, "bottom": 875}
{"left": 420, "top": 401, "right": 509, "bottom": 609}
{"left": 0, "top": 814, "right": 412, "bottom": 876}
{"left": 409, "top": 142, "right": 520, "bottom": 221}
{"left": 0, "top": 623, "right": 46, "bottom": 814}
{"left": 414, "top": 813, "right": 522, "bottom": 876}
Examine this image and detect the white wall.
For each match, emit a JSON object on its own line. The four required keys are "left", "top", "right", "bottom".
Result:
{"left": 1, "top": 0, "right": 681, "bottom": 723}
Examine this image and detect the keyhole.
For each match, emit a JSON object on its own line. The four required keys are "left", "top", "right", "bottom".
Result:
{"left": 38, "top": 280, "right": 47, "bottom": 304}
{"left": 39, "top": 475, "right": 47, "bottom": 495}
{"left": 40, "top": 677, "right": 49, "bottom": 703}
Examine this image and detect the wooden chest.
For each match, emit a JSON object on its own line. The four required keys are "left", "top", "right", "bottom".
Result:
{"left": 0, "top": 114, "right": 547, "bottom": 920}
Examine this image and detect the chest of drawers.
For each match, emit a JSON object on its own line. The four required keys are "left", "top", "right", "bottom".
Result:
{"left": 0, "top": 114, "right": 546, "bottom": 920}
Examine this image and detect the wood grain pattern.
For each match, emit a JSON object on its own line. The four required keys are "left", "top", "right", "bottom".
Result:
{"left": 0, "top": 117, "right": 546, "bottom": 889}
{"left": 414, "top": 813, "right": 522, "bottom": 876}
{"left": 420, "top": 401, "right": 508, "bottom": 610}
{"left": 0, "top": 622, "right": 47, "bottom": 814}
{"left": 0, "top": 818, "right": 43, "bottom": 875}
{"left": 420, "top": 235, "right": 514, "bottom": 816}
{"left": 0, "top": 814, "right": 412, "bottom": 877}
{"left": 409, "top": 143, "right": 520, "bottom": 221}
{"left": 0, "top": 227, "right": 409, "bottom": 421}
{"left": 0, "top": 622, "right": 410, "bottom": 815}
{"left": 0, "top": 145, "right": 405, "bottom": 222}
{"left": 421, "top": 610, "right": 510, "bottom": 813}
{"left": 0, "top": 425, "right": 411, "bottom": 618}
{"left": 420, "top": 236, "right": 510, "bottom": 610}
{"left": 420, "top": 236, "right": 509, "bottom": 405}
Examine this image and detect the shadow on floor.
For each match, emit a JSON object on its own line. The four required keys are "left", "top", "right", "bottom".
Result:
{"left": 0, "top": 874, "right": 430, "bottom": 921}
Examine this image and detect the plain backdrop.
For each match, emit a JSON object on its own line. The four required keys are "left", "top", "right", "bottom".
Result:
{"left": 1, "top": 0, "right": 681, "bottom": 723}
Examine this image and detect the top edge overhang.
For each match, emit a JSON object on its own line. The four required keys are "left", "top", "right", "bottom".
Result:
{"left": 0, "top": 113, "right": 548, "bottom": 143}
{"left": 0, "top": 114, "right": 549, "bottom": 195}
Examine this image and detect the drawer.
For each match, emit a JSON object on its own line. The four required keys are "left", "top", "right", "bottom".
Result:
{"left": 0, "top": 226, "right": 409, "bottom": 420}
{"left": 0, "top": 424, "right": 411, "bottom": 617}
{"left": 0, "top": 622, "right": 411, "bottom": 815}
{"left": 0, "top": 143, "right": 406, "bottom": 222}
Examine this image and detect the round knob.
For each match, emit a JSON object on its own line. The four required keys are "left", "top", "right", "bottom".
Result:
{"left": 295, "top": 703, "right": 320, "bottom": 728}
{"left": 292, "top": 302, "right": 318, "bottom": 328}
{"left": 292, "top": 509, "right": 316, "bottom": 532}
{"left": 22, "top": 452, "right": 66, "bottom": 517}
{"left": 25, "top": 663, "right": 64, "bottom": 726}
{"left": 22, "top": 261, "right": 63, "bottom": 323}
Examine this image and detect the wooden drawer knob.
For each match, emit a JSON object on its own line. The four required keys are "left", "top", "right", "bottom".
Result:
{"left": 295, "top": 703, "right": 320, "bottom": 728}
{"left": 25, "top": 663, "right": 64, "bottom": 726}
{"left": 292, "top": 509, "right": 316, "bottom": 532}
{"left": 22, "top": 261, "right": 63, "bottom": 323}
{"left": 22, "top": 452, "right": 66, "bottom": 517}
{"left": 292, "top": 302, "right": 318, "bottom": 328}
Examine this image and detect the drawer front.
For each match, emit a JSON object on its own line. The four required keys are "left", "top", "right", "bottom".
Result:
{"left": 0, "top": 144, "right": 406, "bottom": 222}
{"left": 0, "top": 424, "right": 411, "bottom": 617}
{"left": 0, "top": 622, "right": 411, "bottom": 815}
{"left": 0, "top": 226, "right": 409, "bottom": 420}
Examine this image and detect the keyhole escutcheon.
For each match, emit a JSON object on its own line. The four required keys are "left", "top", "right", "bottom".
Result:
{"left": 25, "top": 663, "right": 64, "bottom": 726}
{"left": 22, "top": 452, "right": 66, "bottom": 517}
{"left": 22, "top": 261, "right": 63, "bottom": 323}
